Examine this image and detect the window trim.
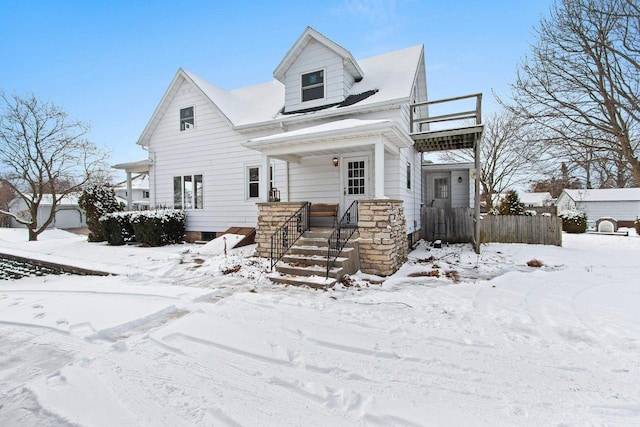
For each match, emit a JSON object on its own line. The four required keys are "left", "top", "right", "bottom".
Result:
{"left": 173, "top": 174, "right": 203, "bottom": 210}
{"left": 180, "top": 106, "right": 195, "bottom": 131}
{"left": 245, "top": 164, "right": 274, "bottom": 200}
{"left": 434, "top": 177, "right": 449, "bottom": 199}
{"left": 301, "top": 69, "right": 325, "bottom": 102}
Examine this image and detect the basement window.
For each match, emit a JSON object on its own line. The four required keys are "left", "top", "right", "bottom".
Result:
{"left": 301, "top": 70, "right": 324, "bottom": 102}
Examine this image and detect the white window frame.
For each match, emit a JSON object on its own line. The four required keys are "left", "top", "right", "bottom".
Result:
{"left": 173, "top": 174, "right": 203, "bottom": 209}
{"left": 245, "top": 164, "right": 274, "bottom": 200}
{"left": 180, "top": 106, "right": 195, "bottom": 131}
{"left": 301, "top": 69, "right": 325, "bottom": 102}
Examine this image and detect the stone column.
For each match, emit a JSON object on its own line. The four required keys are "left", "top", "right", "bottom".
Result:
{"left": 357, "top": 199, "right": 408, "bottom": 276}
{"left": 255, "top": 202, "right": 306, "bottom": 258}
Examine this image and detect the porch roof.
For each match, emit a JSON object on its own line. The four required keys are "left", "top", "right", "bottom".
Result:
{"left": 243, "top": 119, "right": 414, "bottom": 161}
{"left": 112, "top": 159, "right": 151, "bottom": 174}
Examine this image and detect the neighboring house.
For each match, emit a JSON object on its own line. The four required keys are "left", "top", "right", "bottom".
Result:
{"left": 8, "top": 194, "right": 86, "bottom": 229}
{"left": 556, "top": 188, "right": 640, "bottom": 227}
{"left": 520, "top": 192, "right": 554, "bottom": 207}
{"left": 422, "top": 162, "right": 475, "bottom": 209}
{"left": 114, "top": 174, "right": 150, "bottom": 210}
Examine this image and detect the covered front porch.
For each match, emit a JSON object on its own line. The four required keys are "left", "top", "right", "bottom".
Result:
{"left": 243, "top": 119, "right": 414, "bottom": 278}
{"left": 243, "top": 118, "right": 414, "bottom": 213}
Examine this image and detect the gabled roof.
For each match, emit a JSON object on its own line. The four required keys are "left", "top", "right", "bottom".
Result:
{"left": 562, "top": 188, "right": 640, "bottom": 202}
{"left": 137, "top": 40, "right": 424, "bottom": 145}
{"left": 273, "top": 27, "right": 364, "bottom": 83}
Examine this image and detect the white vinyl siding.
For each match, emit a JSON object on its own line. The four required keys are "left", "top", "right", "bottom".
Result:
{"left": 561, "top": 199, "right": 640, "bottom": 224}
{"left": 147, "top": 78, "right": 287, "bottom": 232}
{"left": 283, "top": 40, "right": 348, "bottom": 112}
{"left": 450, "top": 170, "right": 470, "bottom": 208}
{"left": 288, "top": 155, "right": 340, "bottom": 204}
{"left": 383, "top": 147, "right": 422, "bottom": 233}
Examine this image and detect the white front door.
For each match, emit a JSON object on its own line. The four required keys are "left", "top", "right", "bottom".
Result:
{"left": 341, "top": 156, "right": 370, "bottom": 213}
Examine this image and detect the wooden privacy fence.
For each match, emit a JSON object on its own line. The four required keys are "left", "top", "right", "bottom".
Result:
{"left": 421, "top": 207, "right": 562, "bottom": 246}
{"left": 421, "top": 207, "right": 475, "bottom": 243}
{"left": 480, "top": 215, "right": 562, "bottom": 246}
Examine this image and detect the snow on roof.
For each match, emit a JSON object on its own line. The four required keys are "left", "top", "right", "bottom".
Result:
{"left": 248, "top": 118, "right": 391, "bottom": 143}
{"left": 115, "top": 174, "right": 149, "bottom": 191}
{"left": 9, "top": 194, "right": 80, "bottom": 208}
{"left": 181, "top": 44, "right": 423, "bottom": 127}
{"left": 520, "top": 192, "right": 553, "bottom": 206}
{"left": 563, "top": 188, "right": 640, "bottom": 202}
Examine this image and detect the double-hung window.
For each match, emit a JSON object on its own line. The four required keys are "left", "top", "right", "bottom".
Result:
{"left": 246, "top": 165, "right": 273, "bottom": 199}
{"left": 173, "top": 174, "right": 203, "bottom": 209}
{"left": 180, "top": 106, "right": 194, "bottom": 131}
{"left": 301, "top": 70, "right": 324, "bottom": 102}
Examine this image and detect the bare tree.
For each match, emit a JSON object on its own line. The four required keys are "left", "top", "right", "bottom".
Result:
{"left": 439, "top": 110, "right": 546, "bottom": 210}
{"left": 0, "top": 92, "right": 109, "bottom": 241}
{"left": 507, "top": 0, "right": 640, "bottom": 186}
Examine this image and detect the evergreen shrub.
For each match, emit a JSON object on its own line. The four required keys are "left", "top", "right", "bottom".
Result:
{"left": 497, "top": 190, "right": 525, "bottom": 215}
{"left": 79, "top": 184, "right": 123, "bottom": 242}
{"left": 559, "top": 209, "right": 587, "bottom": 233}
{"left": 130, "top": 209, "right": 186, "bottom": 246}
{"left": 99, "top": 212, "right": 134, "bottom": 245}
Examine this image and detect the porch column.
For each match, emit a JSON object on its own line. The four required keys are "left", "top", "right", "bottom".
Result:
{"left": 126, "top": 171, "right": 133, "bottom": 211}
{"left": 374, "top": 139, "right": 386, "bottom": 199}
{"left": 261, "top": 153, "right": 271, "bottom": 202}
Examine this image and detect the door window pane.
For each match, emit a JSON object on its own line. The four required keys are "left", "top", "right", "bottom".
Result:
{"left": 434, "top": 178, "right": 449, "bottom": 199}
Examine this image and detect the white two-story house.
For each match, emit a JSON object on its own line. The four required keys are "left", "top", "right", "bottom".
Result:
{"left": 121, "top": 27, "right": 426, "bottom": 239}
{"left": 116, "top": 27, "right": 482, "bottom": 276}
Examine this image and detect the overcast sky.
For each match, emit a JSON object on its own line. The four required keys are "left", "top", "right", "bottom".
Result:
{"left": 0, "top": 0, "right": 552, "bottom": 180}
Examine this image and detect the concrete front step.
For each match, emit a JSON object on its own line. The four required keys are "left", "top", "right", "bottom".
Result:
{"left": 282, "top": 253, "right": 349, "bottom": 268}
{"left": 276, "top": 263, "right": 344, "bottom": 279}
{"left": 269, "top": 228, "right": 359, "bottom": 288}
{"left": 268, "top": 273, "right": 337, "bottom": 289}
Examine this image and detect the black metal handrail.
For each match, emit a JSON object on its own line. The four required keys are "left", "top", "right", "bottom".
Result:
{"left": 326, "top": 200, "right": 359, "bottom": 279}
{"left": 270, "top": 202, "right": 311, "bottom": 270}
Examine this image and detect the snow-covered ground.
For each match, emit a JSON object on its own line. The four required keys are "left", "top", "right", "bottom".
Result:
{"left": 1, "top": 227, "right": 639, "bottom": 426}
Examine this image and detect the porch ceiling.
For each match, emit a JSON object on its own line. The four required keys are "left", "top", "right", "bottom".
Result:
{"left": 411, "top": 124, "right": 483, "bottom": 152}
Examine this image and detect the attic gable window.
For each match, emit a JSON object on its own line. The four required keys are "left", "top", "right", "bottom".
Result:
{"left": 301, "top": 70, "right": 324, "bottom": 102}
{"left": 180, "top": 106, "right": 194, "bottom": 131}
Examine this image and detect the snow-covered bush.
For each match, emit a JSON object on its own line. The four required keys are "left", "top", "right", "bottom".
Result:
{"left": 99, "top": 211, "right": 134, "bottom": 245}
{"left": 79, "top": 184, "right": 123, "bottom": 242}
{"left": 497, "top": 190, "right": 525, "bottom": 215}
{"left": 129, "top": 209, "right": 186, "bottom": 246}
{"left": 524, "top": 210, "right": 537, "bottom": 216}
{"left": 99, "top": 209, "right": 186, "bottom": 246}
{"left": 559, "top": 209, "right": 587, "bottom": 233}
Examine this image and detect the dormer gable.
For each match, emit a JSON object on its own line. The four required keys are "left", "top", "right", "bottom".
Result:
{"left": 273, "top": 27, "right": 364, "bottom": 114}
